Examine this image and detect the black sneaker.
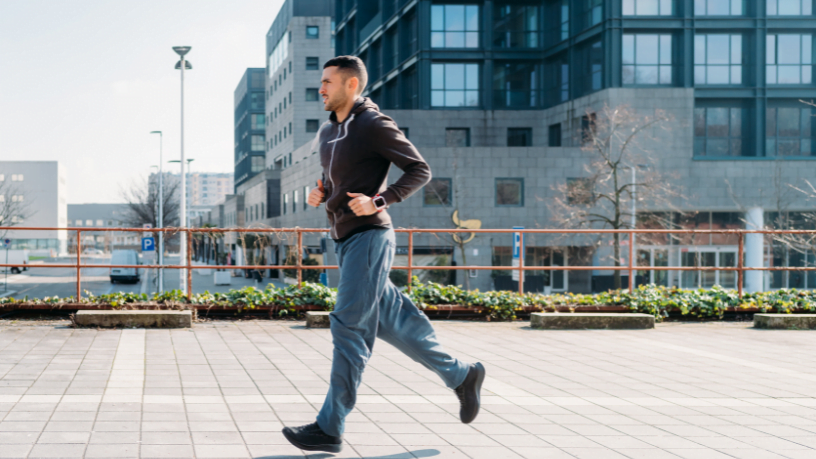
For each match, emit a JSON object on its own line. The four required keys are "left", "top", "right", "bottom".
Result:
{"left": 282, "top": 422, "right": 343, "bottom": 453}
{"left": 454, "top": 362, "right": 486, "bottom": 424}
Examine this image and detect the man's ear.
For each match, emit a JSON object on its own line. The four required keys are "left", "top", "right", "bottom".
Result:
{"left": 348, "top": 76, "right": 359, "bottom": 93}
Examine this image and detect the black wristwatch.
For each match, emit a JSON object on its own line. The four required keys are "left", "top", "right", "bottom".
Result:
{"left": 373, "top": 194, "right": 387, "bottom": 212}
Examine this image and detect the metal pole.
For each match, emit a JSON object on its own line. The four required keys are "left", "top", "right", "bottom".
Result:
{"left": 628, "top": 231, "right": 635, "bottom": 292}
{"left": 631, "top": 167, "right": 636, "bottom": 284}
{"left": 4, "top": 244, "right": 8, "bottom": 292}
{"left": 407, "top": 232, "right": 414, "bottom": 293}
{"left": 179, "top": 54, "right": 187, "bottom": 296}
{"left": 738, "top": 233, "right": 744, "bottom": 298}
{"left": 186, "top": 229, "right": 192, "bottom": 301}
{"left": 296, "top": 230, "right": 303, "bottom": 287}
{"left": 158, "top": 133, "right": 164, "bottom": 293}
{"left": 518, "top": 232, "right": 524, "bottom": 295}
{"left": 76, "top": 230, "right": 81, "bottom": 301}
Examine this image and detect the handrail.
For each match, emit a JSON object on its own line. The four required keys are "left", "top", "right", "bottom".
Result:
{"left": 2, "top": 226, "right": 814, "bottom": 300}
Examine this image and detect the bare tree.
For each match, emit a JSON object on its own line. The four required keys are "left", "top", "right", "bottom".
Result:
{"left": 120, "top": 175, "right": 180, "bottom": 229}
{"left": 0, "top": 179, "right": 34, "bottom": 240}
{"left": 548, "top": 104, "right": 684, "bottom": 289}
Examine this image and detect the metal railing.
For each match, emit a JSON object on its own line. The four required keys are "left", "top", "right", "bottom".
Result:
{"left": 3, "top": 226, "right": 816, "bottom": 300}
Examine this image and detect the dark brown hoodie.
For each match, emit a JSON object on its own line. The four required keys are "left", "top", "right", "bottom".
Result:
{"left": 316, "top": 98, "right": 431, "bottom": 241}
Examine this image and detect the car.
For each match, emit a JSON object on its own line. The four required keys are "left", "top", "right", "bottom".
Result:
{"left": 110, "top": 249, "right": 140, "bottom": 283}
{"left": 1, "top": 249, "right": 28, "bottom": 274}
{"left": 83, "top": 247, "right": 103, "bottom": 255}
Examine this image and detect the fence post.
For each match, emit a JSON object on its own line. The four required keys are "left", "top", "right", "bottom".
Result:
{"left": 76, "top": 230, "right": 81, "bottom": 301}
{"left": 518, "top": 232, "right": 524, "bottom": 295}
{"left": 628, "top": 231, "right": 635, "bottom": 292}
{"left": 185, "top": 229, "right": 193, "bottom": 301}
{"left": 738, "top": 232, "right": 744, "bottom": 298}
{"left": 297, "top": 229, "right": 302, "bottom": 288}
{"left": 407, "top": 231, "right": 414, "bottom": 293}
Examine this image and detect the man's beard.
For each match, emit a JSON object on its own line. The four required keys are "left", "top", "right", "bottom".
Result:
{"left": 324, "top": 92, "right": 348, "bottom": 112}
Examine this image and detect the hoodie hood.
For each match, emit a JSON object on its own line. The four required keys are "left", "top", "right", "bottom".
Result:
{"left": 328, "top": 97, "right": 378, "bottom": 124}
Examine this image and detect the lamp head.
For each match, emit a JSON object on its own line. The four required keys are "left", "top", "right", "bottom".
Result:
{"left": 175, "top": 60, "right": 192, "bottom": 70}
{"left": 172, "top": 46, "right": 191, "bottom": 57}
{"left": 150, "top": 131, "right": 161, "bottom": 135}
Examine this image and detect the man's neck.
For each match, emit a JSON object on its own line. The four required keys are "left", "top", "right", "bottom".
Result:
{"left": 334, "top": 96, "right": 358, "bottom": 123}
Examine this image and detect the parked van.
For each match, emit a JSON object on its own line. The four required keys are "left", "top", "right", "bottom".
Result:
{"left": 110, "top": 250, "right": 140, "bottom": 283}
{"left": 1, "top": 249, "right": 28, "bottom": 274}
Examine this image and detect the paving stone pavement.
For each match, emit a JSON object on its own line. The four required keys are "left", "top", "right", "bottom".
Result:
{"left": 0, "top": 320, "right": 814, "bottom": 458}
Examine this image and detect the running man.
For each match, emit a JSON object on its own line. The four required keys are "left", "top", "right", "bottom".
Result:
{"left": 282, "top": 56, "right": 486, "bottom": 454}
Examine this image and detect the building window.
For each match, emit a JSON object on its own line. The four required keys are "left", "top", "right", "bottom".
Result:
{"left": 694, "top": 106, "right": 746, "bottom": 157}
{"left": 251, "top": 135, "right": 265, "bottom": 151}
{"left": 549, "top": 123, "right": 562, "bottom": 146}
{"left": 306, "top": 120, "right": 319, "bottom": 132}
{"left": 624, "top": 0, "right": 673, "bottom": 15}
{"left": 86, "top": 220, "right": 93, "bottom": 226}
{"left": 306, "top": 57, "right": 319, "bottom": 70}
{"left": 545, "top": 0, "right": 569, "bottom": 43}
{"left": 768, "top": 0, "right": 813, "bottom": 15}
{"left": 581, "top": 112, "right": 597, "bottom": 145}
{"left": 250, "top": 93, "right": 263, "bottom": 110}
{"left": 306, "top": 26, "right": 319, "bottom": 39}
{"left": 293, "top": 190, "right": 299, "bottom": 214}
{"left": 496, "top": 178, "right": 524, "bottom": 206}
{"left": 623, "top": 34, "right": 672, "bottom": 85}
{"left": 567, "top": 178, "right": 594, "bottom": 205}
{"left": 583, "top": 0, "right": 602, "bottom": 28}
{"left": 424, "top": 178, "right": 452, "bottom": 206}
{"left": 767, "top": 34, "right": 813, "bottom": 85}
{"left": 445, "top": 128, "right": 470, "bottom": 147}
{"left": 507, "top": 128, "right": 532, "bottom": 146}
{"left": 431, "top": 4, "right": 479, "bottom": 48}
{"left": 283, "top": 193, "right": 288, "bottom": 215}
{"left": 493, "top": 62, "right": 539, "bottom": 108}
{"left": 251, "top": 156, "right": 265, "bottom": 173}
{"left": 695, "top": 0, "right": 743, "bottom": 15}
{"left": 251, "top": 114, "right": 265, "bottom": 130}
{"left": 493, "top": 4, "right": 540, "bottom": 49}
{"left": 431, "top": 63, "right": 479, "bottom": 107}
{"left": 303, "top": 186, "right": 310, "bottom": 211}
{"left": 545, "top": 53, "right": 569, "bottom": 107}
{"left": 766, "top": 105, "right": 816, "bottom": 157}
{"left": 306, "top": 88, "right": 320, "bottom": 101}
{"left": 694, "top": 35, "right": 742, "bottom": 85}
{"left": 11, "top": 174, "right": 23, "bottom": 181}
{"left": 577, "top": 40, "right": 603, "bottom": 96}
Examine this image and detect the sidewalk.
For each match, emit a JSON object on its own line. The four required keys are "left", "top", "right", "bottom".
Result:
{"left": 0, "top": 321, "right": 814, "bottom": 458}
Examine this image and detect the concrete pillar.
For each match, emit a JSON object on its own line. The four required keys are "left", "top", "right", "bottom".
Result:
{"left": 745, "top": 207, "right": 764, "bottom": 293}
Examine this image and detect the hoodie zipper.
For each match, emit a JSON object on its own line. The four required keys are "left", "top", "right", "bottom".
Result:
{"left": 327, "top": 121, "right": 345, "bottom": 239}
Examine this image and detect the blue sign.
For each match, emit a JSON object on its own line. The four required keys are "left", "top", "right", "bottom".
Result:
{"left": 141, "top": 237, "right": 155, "bottom": 252}
{"left": 512, "top": 227, "right": 523, "bottom": 281}
{"left": 3, "top": 239, "right": 9, "bottom": 246}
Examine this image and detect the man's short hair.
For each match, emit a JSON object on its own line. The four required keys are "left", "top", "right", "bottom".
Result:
{"left": 324, "top": 56, "right": 368, "bottom": 95}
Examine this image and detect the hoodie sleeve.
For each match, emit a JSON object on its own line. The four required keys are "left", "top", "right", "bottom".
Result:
{"left": 369, "top": 115, "right": 432, "bottom": 206}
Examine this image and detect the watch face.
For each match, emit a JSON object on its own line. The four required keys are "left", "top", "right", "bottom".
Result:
{"left": 374, "top": 196, "right": 386, "bottom": 209}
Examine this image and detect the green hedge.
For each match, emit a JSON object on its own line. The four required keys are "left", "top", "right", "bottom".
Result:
{"left": 2, "top": 278, "right": 816, "bottom": 322}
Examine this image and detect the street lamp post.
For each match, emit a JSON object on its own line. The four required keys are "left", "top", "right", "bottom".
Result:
{"left": 150, "top": 131, "right": 164, "bottom": 293}
{"left": 172, "top": 46, "right": 192, "bottom": 295}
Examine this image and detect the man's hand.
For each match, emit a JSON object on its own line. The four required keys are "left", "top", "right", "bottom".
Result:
{"left": 308, "top": 180, "right": 325, "bottom": 207}
{"left": 347, "top": 192, "right": 378, "bottom": 216}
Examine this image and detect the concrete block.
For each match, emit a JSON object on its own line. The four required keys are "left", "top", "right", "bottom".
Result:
{"left": 530, "top": 313, "right": 654, "bottom": 330}
{"left": 754, "top": 314, "right": 816, "bottom": 329}
{"left": 75, "top": 310, "right": 192, "bottom": 328}
{"left": 306, "top": 311, "right": 331, "bottom": 328}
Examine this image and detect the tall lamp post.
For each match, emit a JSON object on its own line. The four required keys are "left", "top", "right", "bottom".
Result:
{"left": 172, "top": 46, "right": 192, "bottom": 294}
{"left": 150, "top": 131, "right": 164, "bottom": 293}
{"left": 626, "top": 164, "right": 647, "bottom": 287}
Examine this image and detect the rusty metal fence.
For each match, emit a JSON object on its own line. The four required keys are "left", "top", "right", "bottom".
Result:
{"left": 3, "top": 226, "right": 816, "bottom": 300}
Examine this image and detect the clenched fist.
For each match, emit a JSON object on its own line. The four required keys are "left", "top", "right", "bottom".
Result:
{"left": 347, "top": 192, "right": 378, "bottom": 216}
{"left": 308, "top": 179, "right": 326, "bottom": 207}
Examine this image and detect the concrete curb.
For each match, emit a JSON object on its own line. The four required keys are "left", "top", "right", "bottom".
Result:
{"left": 754, "top": 314, "right": 816, "bottom": 329}
{"left": 75, "top": 310, "right": 192, "bottom": 328}
{"left": 531, "top": 312, "right": 655, "bottom": 329}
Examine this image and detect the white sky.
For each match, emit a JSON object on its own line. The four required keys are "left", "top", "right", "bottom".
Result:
{"left": 0, "top": 0, "right": 283, "bottom": 204}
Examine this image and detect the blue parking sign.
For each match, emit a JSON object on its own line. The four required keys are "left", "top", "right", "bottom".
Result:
{"left": 141, "top": 237, "right": 155, "bottom": 252}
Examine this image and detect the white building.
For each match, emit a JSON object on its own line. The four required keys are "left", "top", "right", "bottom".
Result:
{"left": 0, "top": 161, "right": 68, "bottom": 255}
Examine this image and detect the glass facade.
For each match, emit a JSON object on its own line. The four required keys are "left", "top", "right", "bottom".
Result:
{"left": 431, "top": 4, "right": 479, "bottom": 48}
{"left": 767, "top": 0, "right": 813, "bottom": 15}
{"left": 766, "top": 104, "right": 816, "bottom": 157}
{"left": 694, "top": 106, "right": 746, "bottom": 157}
{"left": 695, "top": 35, "right": 742, "bottom": 85}
{"left": 622, "top": 34, "right": 672, "bottom": 85}
{"left": 623, "top": 0, "right": 673, "bottom": 16}
{"left": 766, "top": 34, "right": 813, "bottom": 85}
{"left": 431, "top": 63, "right": 479, "bottom": 107}
{"left": 695, "top": 0, "right": 743, "bottom": 16}
{"left": 493, "top": 62, "right": 539, "bottom": 108}
{"left": 493, "top": 3, "right": 540, "bottom": 48}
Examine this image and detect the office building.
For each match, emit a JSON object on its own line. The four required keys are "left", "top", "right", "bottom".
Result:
{"left": 0, "top": 161, "right": 67, "bottom": 255}
{"left": 67, "top": 204, "right": 138, "bottom": 252}
{"left": 234, "top": 68, "right": 267, "bottom": 189}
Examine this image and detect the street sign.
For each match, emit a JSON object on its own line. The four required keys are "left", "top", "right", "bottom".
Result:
{"left": 141, "top": 237, "right": 156, "bottom": 252}
{"left": 3, "top": 239, "right": 9, "bottom": 246}
{"left": 512, "top": 226, "right": 523, "bottom": 282}
{"left": 143, "top": 223, "right": 153, "bottom": 229}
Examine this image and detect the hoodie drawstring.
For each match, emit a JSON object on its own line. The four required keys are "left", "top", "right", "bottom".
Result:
{"left": 328, "top": 113, "right": 355, "bottom": 144}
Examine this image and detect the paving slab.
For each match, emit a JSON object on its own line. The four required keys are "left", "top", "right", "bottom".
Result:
{"left": 0, "top": 320, "right": 815, "bottom": 458}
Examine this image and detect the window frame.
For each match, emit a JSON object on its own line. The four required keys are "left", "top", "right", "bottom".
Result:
{"left": 306, "top": 57, "right": 319, "bottom": 70}
{"left": 767, "top": 0, "right": 813, "bottom": 15}
{"left": 445, "top": 128, "right": 471, "bottom": 147}
{"left": 766, "top": 33, "right": 813, "bottom": 85}
{"left": 431, "top": 4, "right": 480, "bottom": 49}
{"left": 694, "top": 0, "right": 744, "bottom": 16}
{"left": 694, "top": 34, "right": 743, "bottom": 85}
{"left": 306, "top": 26, "right": 319, "bottom": 39}
{"left": 431, "top": 62, "right": 480, "bottom": 108}
{"left": 495, "top": 177, "right": 525, "bottom": 207}
{"left": 305, "top": 88, "right": 320, "bottom": 101}
{"left": 507, "top": 127, "right": 533, "bottom": 146}
{"left": 622, "top": 34, "right": 673, "bottom": 86}
{"left": 548, "top": 123, "right": 562, "bottom": 147}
